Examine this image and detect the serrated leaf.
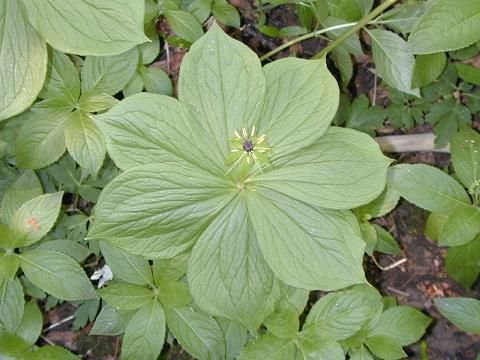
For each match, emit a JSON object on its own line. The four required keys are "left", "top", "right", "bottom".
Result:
{"left": 165, "top": 307, "right": 226, "bottom": 360}
{"left": 446, "top": 235, "right": 480, "bottom": 288}
{"left": 368, "top": 29, "right": 419, "bottom": 96}
{"left": 19, "top": 250, "right": 97, "bottom": 301}
{"left": 39, "top": 49, "right": 80, "bottom": 104}
{"left": 82, "top": 48, "right": 139, "bottom": 95}
{"left": 98, "top": 284, "right": 154, "bottom": 310}
{"left": 188, "top": 196, "right": 276, "bottom": 331}
{"left": 16, "top": 110, "right": 69, "bottom": 170}
{"left": 254, "top": 127, "right": 391, "bottom": 210}
{"left": 0, "top": 278, "right": 24, "bottom": 333}
{"left": 21, "top": 0, "right": 147, "bottom": 56}
{"left": 89, "top": 304, "right": 134, "bottom": 336}
{"left": 121, "top": 300, "right": 166, "bottom": 360}
{"left": 16, "top": 301, "right": 43, "bottom": 346}
{"left": 11, "top": 192, "right": 63, "bottom": 248}
{"left": 388, "top": 164, "right": 471, "bottom": 213}
{"left": 435, "top": 297, "right": 480, "bottom": 335}
{"left": 408, "top": 0, "right": 480, "bottom": 54}
{"left": 0, "top": 0, "right": 47, "bottom": 121}
{"left": 1, "top": 171, "right": 42, "bottom": 226}
{"left": 451, "top": 126, "right": 480, "bottom": 190}
{"left": 369, "top": 306, "right": 431, "bottom": 346}
{"left": 88, "top": 163, "right": 232, "bottom": 258}
{"left": 178, "top": 23, "right": 266, "bottom": 155}
{"left": 365, "top": 335, "right": 406, "bottom": 360}
{"left": 165, "top": 10, "right": 204, "bottom": 43}
{"left": 258, "top": 57, "right": 339, "bottom": 160}
{"left": 303, "top": 285, "right": 383, "bottom": 341}
{"left": 248, "top": 190, "right": 366, "bottom": 290}
{"left": 64, "top": 111, "right": 106, "bottom": 176}
{"left": 439, "top": 207, "right": 480, "bottom": 246}
{"left": 238, "top": 334, "right": 297, "bottom": 360}
{"left": 100, "top": 241, "right": 154, "bottom": 287}
{"left": 412, "top": 53, "right": 447, "bottom": 88}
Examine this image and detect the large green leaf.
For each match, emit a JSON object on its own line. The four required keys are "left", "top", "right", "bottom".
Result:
{"left": 435, "top": 297, "right": 480, "bottom": 335}
{"left": 20, "top": 346, "right": 78, "bottom": 360}
{"left": 165, "top": 307, "right": 226, "bottom": 360}
{"left": 98, "top": 284, "right": 154, "bottom": 310}
{"left": 164, "top": 10, "right": 204, "bottom": 43}
{"left": 364, "top": 335, "right": 406, "bottom": 360}
{"left": 39, "top": 49, "right": 80, "bottom": 104}
{"left": 238, "top": 334, "right": 298, "bottom": 360}
{"left": 389, "top": 164, "right": 471, "bottom": 213}
{"left": 0, "top": 278, "right": 24, "bottom": 333}
{"left": 178, "top": 23, "right": 266, "bottom": 155}
{"left": 259, "top": 57, "right": 339, "bottom": 159}
{"left": 412, "top": 53, "right": 447, "bottom": 88}
{"left": 16, "top": 109, "right": 69, "bottom": 169}
{"left": 88, "top": 163, "right": 233, "bottom": 258}
{"left": 439, "top": 207, "right": 480, "bottom": 246}
{"left": 19, "top": 250, "right": 97, "bottom": 300}
{"left": 247, "top": 190, "right": 366, "bottom": 290}
{"left": 303, "top": 286, "right": 382, "bottom": 340}
{"left": 408, "top": 0, "right": 480, "bottom": 54}
{"left": 0, "top": 171, "right": 42, "bottom": 226}
{"left": 188, "top": 196, "right": 277, "bottom": 331}
{"left": 446, "top": 235, "right": 480, "bottom": 288}
{"left": 253, "top": 127, "right": 391, "bottom": 210}
{"left": 368, "top": 29, "right": 419, "bottom": 96}
{"left": 89, "top": 305, "right": 134, "bottom": 336}
{"left": 94, "top": 93, "right": 223, "bottom": 174}
{"left": 451, "top": 126, "right": 480, "bottom": 190}
{"left": 11, "top": 192, "right": 63, "bottom": 247}
{"left": 15, "top": 301, "right": 43, "bottom": 346}
{"left": 81, "top": 48, "right": 139, "bottom": 96}
{"left": 0, "top": 0, "right": 47, "bottom": 122}
{"left": 64, "top": 111, "right": 106, "bottom": 176}
{"left": 21, "top": 0, "right": 147, "bottom": 56}
{"left": 122, "top": 300, "right": 166, "bottom": 360}
{"left": 322, "top": 17, "right": 363, "bottom": 55}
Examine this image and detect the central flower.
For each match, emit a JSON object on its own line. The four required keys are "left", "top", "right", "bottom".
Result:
{"left": 89, "top": 24, "right": 391, "bottom": 331}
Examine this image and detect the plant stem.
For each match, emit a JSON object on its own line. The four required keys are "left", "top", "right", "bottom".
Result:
{"left": 313, "top": 0, "right": 400, "bottom": 59}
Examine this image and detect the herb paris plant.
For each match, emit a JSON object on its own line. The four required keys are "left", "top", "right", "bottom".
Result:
{"left": 88, "top": 24, "right": 391, "bottom": 331}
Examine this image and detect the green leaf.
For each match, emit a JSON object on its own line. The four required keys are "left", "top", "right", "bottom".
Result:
{"left": 388, "top": 164, "right": 471, "bottom": 213}
{"left": 381, "top": 3, "right": 426, "bottom": 35}
{"left": 0, "top": 278, "right": 24, "bottom": 332}
{"left": 428, "top": 100, "right": 472, "bottom": 148}
{"left": 98, "top": 284, "right": 154, "bottom": 310}
{"left": 11, "top": 192, "right": 63, "bottom": 248}
{"left": 141, "top": 22, "right": 160, "bottom": 65}
{"left": 408, "top": 0, "right": 480, "bottom": 54}
{"left": 36, "top": 240, "right": 91, "bottom": 263}
{"left": 455, "top": 63, "right": 480, "bottom": 85}
{"left": 369, "top": 306, "right": 431, "bottom": 346}
{"left": 16, "top": 110, "right": 69, "bottom": 170}
{"left": 178, "top": 23, "right": 266, "bottom": 155}
{"left": 439, "top": 207, "right": 480, "bottom": 246}
{"left": 39, "top": 49, "right": 80, "bottom": 104}
{"left": 0, "top": 0, "right": 47, "bottom": 121}
{"left": 327, "top": 0, "right": 362, "bottom": 21}
{"left": 15, "top": 301, "right": 43, "bottom": 346}
{"left": 19, "top": 250, "right": 97, "bottom": 301}
{"left": 435, "top": 297, "right": 480, "bottom": 335}
{"left": 258, "top": 57, "right": 339, "bottom": 160}
{"left": 123, "top": 72, "right": 144, "bottom": 97}
{"left": 0, "top": 331, "right": 30, "bottom": 357}
{"left": 360, "top": 222, "right": 377, "bottom": 256}
{"left": 94, "top": 93, "right": 223, "bottom": 174}
{"left": 21, "top": 0, "right": 147, "bottom": 56}
{"left": 264, "top": 304, "right": 299, "bottom": 340}
{"left": 425, "top": 212, "right": 448, "bottom": 241}
{"left": 212, "top": 0, "right": 241, "bottom": 28}
{"left": 322, "top": 17, "right": 363, "bottom": 55}
{"left": 19, "top": 346, "right": 78, "bottom": 360}
{"left": 446, "top": 235, "right": 480, "bottom": 288}
{"left": 188, "top": 0, "right": 212, "bottom": 23}
{"left": 248, "top": 189, "right": 366, "bottom": 290}
{"left": 78, "top": 92, "right": 118, "bottom": 113}
{"left": 1, "top": 171, "right": 42, "bottom": 226}
{"left": 157, "top": 281, "right": 191, "bottom": 308}
{"left": 188, "top": 197, "right": 276, "bottom": 331}
{"left": 64, "top": 111, "right": 106, "bottom": 176}
{"left": 88, "top": 163, "right": 232, "bottom": 258}
{"left": 297, "top": 332, "right": 344, "bottom": 360}
{"left": 165, "top": 307, "right": 226, "bottom": 360}
{"left": 89, "top": 304, "right": 134, "bottom": 336}
{"left": 254, "top": 127, "right": 391, "bottom": 210}
{"left": 332, "top": 47, "right": 353, "bottom": 89}
{"left": 0, "top": 253, "right": 19, "bottom": 280}
{"left": 349, "top": 345, "right": 374, "bottom": 360}
{"left": 355, "top": 182, "right": 400, "bottom": 221}
{"left": 81, "top": 48, "right": 139, "bottom": 95}
{"left": 451, "top": 126, "right": 480, "bottom": 190}
{"left": 374, "top": 225, "right": 402, "bottom": 256}
{"left": 238, "top": 334, "right": 297, "bottom": 360}
{"left": 344, "top": 95, "right": 385, "bottom": 136}
{"left": 218, "top": 318, "right": 248, "bottom": 360}
{"left": 122, "top": 300, "right": 166, "bottom": 360}
{"left": 412, "top": 53, "right": 447, "bottom": 88}
{"left": 303, "top": 285, "right": 383, "bottom": 341}
{"left": 152, "top": 251, "right": 189, "bottom": 284}
{"left": 368, "top": 29, "right": 419, "bottom": 96}
{"left": 140, "top": 67, "right": 172, "bottom": 95}
{"left": 164, "top": 10, "right": 204, "bottom": 43}
{"left": 365, "top": 335, "right": 406, "bottom": 360}
{"left": 100, "top": 241, "right": 154, "bottom": 287}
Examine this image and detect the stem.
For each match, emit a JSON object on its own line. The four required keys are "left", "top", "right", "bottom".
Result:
{"left": 313, "top": 0, "right": 400, "bottom": 59}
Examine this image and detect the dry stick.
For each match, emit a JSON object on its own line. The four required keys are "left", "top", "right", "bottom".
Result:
{"left": 375, "top": 133, "right": 450, "bottom": 153}
{"left": 371, "top": 255, "right": 407, "bottom": 271}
